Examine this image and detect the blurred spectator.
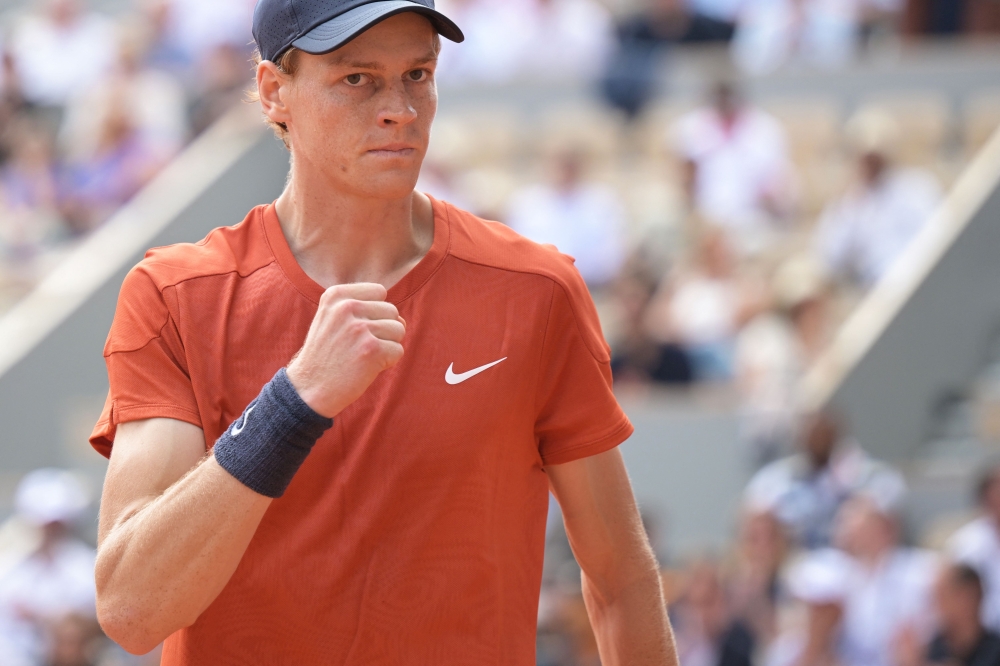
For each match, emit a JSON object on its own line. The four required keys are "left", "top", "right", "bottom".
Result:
{"left": 905, "top": 564, "right": 1000, "bottom": 666}
{"left": 506, "top": 149, "right": 627, "bottom": 289}
{"left": 155, "top": 0, "right": 254, "bottom": 67}
{"left": 814, "top": 108, "right": 942, "bottom": 290}
{"left": 610, "top": 261, "right": 694, "bottom": 384}
{"left": 46, "top": 613, "right": 102, "bottom": 666}
{"left": 685, "top": 0, "right": 742, "bottom": 34}
{"left": 672, "top": 560, "right": 756, "bottom": 666}
{"left": 59, "top": 101, "right": 166, "bottom": 233}
{"left": 670, "top": 83, "right": 796, "bottom": 255}
{"left": 136, "top": 0, "right": 195, "bottom": 76}
{"left": 436, "top": 0, "right": 535, "bottom": 84}
{"left": 0, "top": 45, "right": 27, "bottom": 130}
{"left": 947, "top": 464, "right": 1000, "bottom": 633}
{"left": 601, "top": 0, "right": 734, "bottom": 117}
{"left": 437, "top": 0, "right": 611, "bottom": 85}
{"left": 786, "top": 493, "right": 938, "bottom": 666}
{"left": 727, "top": 510, "right": 789, "bottom": 654}
{"left": 644, "top": 229, "right": 750, "bottom": 381}
{"left": 522, "top": 0, "right": 614, "bottom": 80}
{"left": 0, "top": 469, "right": 96, "bottom": 666}
{"left": 731, "top": 0, "right": 900, "bottom": 76}
{"left": 61, "top": 26, "right": 188, "bottom": 165}
{"left": 11, "top": 0, "right": 116, "bottom": 109}
{"left": 903, "top": 0, "right": 1000, "bottom": 36}
{"left": 736, "top": 256, "right": 831, "bottom": 466}
{"left": 744, "top": 410, "right": 906, "bottom": 549}
{"left": 0, "top": 118, "right": 65, "bottom": 272}
{"left": 189, "top": 43, "right": 254, "bottom": 136}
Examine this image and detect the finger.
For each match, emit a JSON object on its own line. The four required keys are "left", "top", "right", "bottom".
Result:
{"left": 367, "top": 319, "right": 406, "bottom": 344}
{"left": 351, "top": 300, "right": 400, "bottom": 322}
{"left": 377, "top": 339, "right": 405, "bottom": 369}
{"left": 324, "top": 282, "right": 387, "bottom": 304}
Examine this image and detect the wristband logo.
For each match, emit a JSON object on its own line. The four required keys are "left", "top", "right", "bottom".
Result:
{"left": 232, "top": 405, "right": 256, "bottom": 437}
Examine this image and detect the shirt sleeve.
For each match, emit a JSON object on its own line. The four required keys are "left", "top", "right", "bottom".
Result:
{"left": 534, "top": 271, "right": 633, "bottom": 466}
{"left": 89, "top": 265, "right": 202, "bottom": 458}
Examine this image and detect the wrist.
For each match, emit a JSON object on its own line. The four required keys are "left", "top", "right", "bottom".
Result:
{"left": 213, "top": 368, "right": 334, "bottom": 498}
{"left": 285, "top": 363, "right": 339, "bottom": 419}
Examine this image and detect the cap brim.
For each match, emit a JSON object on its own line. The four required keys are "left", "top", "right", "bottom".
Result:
{"left": 291, "top": 1, "right": 464, "bottom": 56}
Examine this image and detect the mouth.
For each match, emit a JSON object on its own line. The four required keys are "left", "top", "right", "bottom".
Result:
{"left": 367, "top": 144, "right": 417, "bottom": 158}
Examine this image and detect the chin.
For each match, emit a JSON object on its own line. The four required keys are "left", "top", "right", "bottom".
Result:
{"left": 353, "top": 168, "right": 422, "bottom": 200}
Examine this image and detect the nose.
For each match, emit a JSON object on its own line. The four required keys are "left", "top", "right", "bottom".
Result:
{"left": 377, "top": 80, "right": 418, "bottom": 127}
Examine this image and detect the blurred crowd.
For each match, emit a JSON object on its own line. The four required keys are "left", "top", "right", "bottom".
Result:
{"left": 0, "top": 0, "right": 998, "bottom": 663}
{"left": 539, "top": 411, "right": 1000, "bottom": 666}
{"left": 0, "top": 0, "right": 255, "bottom": 308}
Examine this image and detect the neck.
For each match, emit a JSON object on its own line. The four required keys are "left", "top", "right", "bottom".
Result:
{"left": 273, "top": 167, "right": 434, "bottom": 291}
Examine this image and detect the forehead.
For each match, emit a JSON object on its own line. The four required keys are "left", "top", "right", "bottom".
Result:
{"left": 318, "top": 13, "right": 438, "bottom": 67}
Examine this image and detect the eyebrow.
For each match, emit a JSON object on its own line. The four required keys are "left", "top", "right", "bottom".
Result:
{"left": 328, "top": 50, "right": 438, "bottom": 71}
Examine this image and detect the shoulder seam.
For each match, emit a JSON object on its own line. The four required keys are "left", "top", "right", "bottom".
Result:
{"left": 447, "top": 254, "right": 606, "bottom": 364}
{"left": 138, "top": 258, "right": 277, "bottom": 292}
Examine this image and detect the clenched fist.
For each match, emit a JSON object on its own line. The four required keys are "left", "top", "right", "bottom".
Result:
{"left": 286, "top": 283, "right": 405, "bottom": 418}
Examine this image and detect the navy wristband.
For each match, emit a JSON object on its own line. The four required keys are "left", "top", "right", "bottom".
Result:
{"left": 213, "top": 368, "right": 333, "bottom": 498}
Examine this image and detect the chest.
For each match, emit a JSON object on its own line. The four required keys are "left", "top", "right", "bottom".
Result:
{"left": 177, "top": 267, "right": 553, "bottom": 453}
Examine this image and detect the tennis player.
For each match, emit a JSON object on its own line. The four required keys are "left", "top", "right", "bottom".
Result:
{"left": 91, "top": 1, "right": 677, "bottom": 663}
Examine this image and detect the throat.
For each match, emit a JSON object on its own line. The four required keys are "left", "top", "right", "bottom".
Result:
{"left": 274, "top": 190, "right": 435, "bottom": 291}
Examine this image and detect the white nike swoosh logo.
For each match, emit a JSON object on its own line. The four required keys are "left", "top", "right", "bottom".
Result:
{"left": 445, "top": 358, "right": 508, "bottom": 385}
{"left": 231, "top": 405, "right": 255, "bottom": 436}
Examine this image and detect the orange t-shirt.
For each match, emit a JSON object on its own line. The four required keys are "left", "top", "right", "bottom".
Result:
{"left": 91, "top": 196, "right": 633, "bottom": 665}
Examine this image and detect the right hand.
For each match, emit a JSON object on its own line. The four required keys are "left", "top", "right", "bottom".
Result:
{"left": 286, "top": 283, "right": 405, "bottom": 418}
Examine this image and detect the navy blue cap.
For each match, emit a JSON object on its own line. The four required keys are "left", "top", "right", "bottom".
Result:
{"left": 253, "top": 0, "right": 464, "bottom": 63}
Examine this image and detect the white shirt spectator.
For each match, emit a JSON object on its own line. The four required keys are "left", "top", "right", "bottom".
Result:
{"left": 732, "top": 0, "right": 862, "bottom": 75}
{"left": 745, "top": 445, "right": 906, "bottom": 549}
{"left": 436, "top": 0, "right": 535, "bottom": 84}
{"left": 787, "top": 547, "right": 939, "bottom": 666}
{"left": 521, "top": 0, "right": 614, "bottom": 80}
{"left": 438, "top": 0, "right": 612, "bottom": 84}
{"left": 162, "top": 0, "right": 255, "bottom": 64}
{"left": 0, "top": 538, "right": 96, "bottom": 666}
{"left": 947, "top": 516, "right": 1000, "bottom": 632}
{"left": 671, "top": 105, "right": 795, "bottom": 252}
{"left": 506, "top": 181, "right": 627, "bottom": 287}
{"left": 11, "top": 10, "right": 115, "bottom": 106}
{"left": 815, "top": 168, "right": 941, "bottom": 288}
{"left": 668, "top": 276, "right": 741, "bottom": 349}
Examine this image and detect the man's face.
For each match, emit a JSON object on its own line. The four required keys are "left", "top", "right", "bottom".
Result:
{"left": 934, "top": 569, "right": 979, "bottom": 630}
{"left": 802, "top": 412, "right": 839, "bottom": 468}
{"left": 281, "top": 13, "right": 439, "bottom": 200}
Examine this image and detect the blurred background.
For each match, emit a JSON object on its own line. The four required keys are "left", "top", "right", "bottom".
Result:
{"left": 0, "top": 0, "right": 998, "bottom": 663}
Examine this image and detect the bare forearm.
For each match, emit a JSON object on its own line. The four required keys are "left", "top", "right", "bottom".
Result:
{"left": 583, "top": 569, "right": 678, "bottom": 666}
{"left": 97, "top": 457, "right": 271, "bottom": 653}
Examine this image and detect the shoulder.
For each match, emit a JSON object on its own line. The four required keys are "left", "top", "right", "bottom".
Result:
{"left": 443, "top": 200, "right": 589, "bottom": 296}
{"left": 125, "top": 205, "right": 272, "bottom": 295}
{"left": 441, "top": 200, "right": 608, "bottom": 360}
{"left": 947, "top": 516, "right": 997, "bottom": 559}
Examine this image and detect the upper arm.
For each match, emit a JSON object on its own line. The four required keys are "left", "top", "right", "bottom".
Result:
{"left": 546, "top": 446, "right": 657, "bottom": 590}
{"left": 98, "top": 418, "right": 206, "bottom": 546}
